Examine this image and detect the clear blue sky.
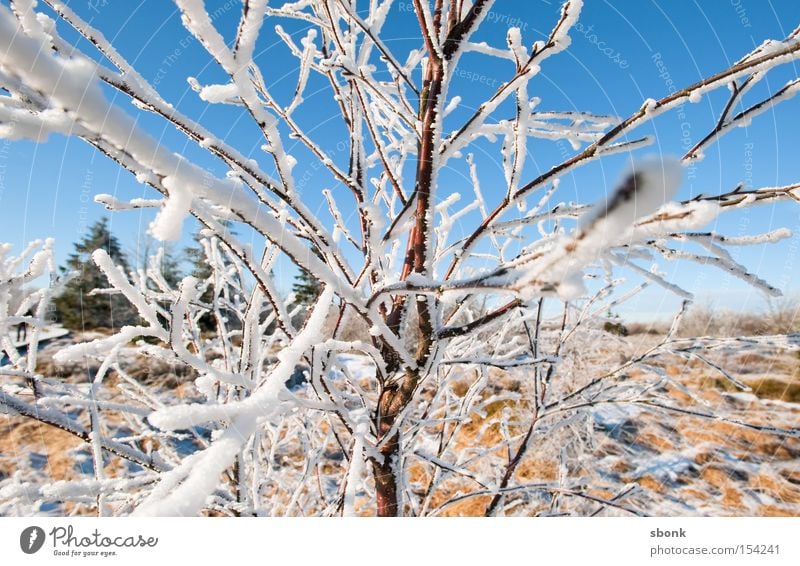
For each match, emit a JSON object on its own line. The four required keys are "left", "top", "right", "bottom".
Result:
{"left": 1, "top": 0, "right": 799, "bottom": 320}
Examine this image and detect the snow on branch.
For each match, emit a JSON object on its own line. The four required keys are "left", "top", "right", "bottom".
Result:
{"left": 1, "top": 1, "right": 799, "bottom": 518}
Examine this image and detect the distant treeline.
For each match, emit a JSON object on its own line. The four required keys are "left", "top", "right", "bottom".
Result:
{"left": 53, "top": 218, "right": 321, "bottom": 332}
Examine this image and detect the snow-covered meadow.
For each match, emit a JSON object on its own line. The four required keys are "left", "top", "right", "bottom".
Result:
{"left": 1, "top": 0, "right": 799, "bottom": 517}
{"left": 2, "top": 320, "right": 799, "bottom": 516}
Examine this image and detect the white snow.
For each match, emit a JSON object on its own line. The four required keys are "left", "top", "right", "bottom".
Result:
{"left": 198, "top": 82, "right": 239, "bottom": 103}
{"left": 510, "top": 156, "right": 683, "bottom": 299}
{"left": 1, "top": 0, "right": 799, "bottom": 520}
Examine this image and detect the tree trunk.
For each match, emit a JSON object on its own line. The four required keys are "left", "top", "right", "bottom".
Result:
{"left": 372, "top": 433, "right": 400, "bottom": 517}
{"left": 371, "top": 368, "right": 419, "bottom": 516}
{"left": 369, "top": 4, "right": 449, "bottom": 518}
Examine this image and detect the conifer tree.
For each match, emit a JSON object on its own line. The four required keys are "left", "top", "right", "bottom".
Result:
{"left": 292, "top": 248, "right": 322, "bottom": 307}
{"left": 141, "top": 239, "right": 183, "bottom": 289}
{"left": 53, "top": 218, "right": 138, "bottom": 331}
{"left": 159, "top": 247, "right": 183, "bottom": 288}
{"left": 185, "top": 229, "right": 216, "bottom": 332}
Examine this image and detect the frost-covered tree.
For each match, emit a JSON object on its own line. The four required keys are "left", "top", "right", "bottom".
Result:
{"left": 1, "top": 0, "right": 799, "bottom": 517}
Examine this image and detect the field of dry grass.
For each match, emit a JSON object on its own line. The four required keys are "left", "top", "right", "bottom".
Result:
{"left": 386, "top": 327, "right": 800, "bottom": 517}
{"left": 2, "top": 311, "right": 798, "bottom": 516}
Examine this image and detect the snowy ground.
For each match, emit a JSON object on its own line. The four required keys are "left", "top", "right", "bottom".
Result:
{"left": 1, "top": 332, "right": 798, "bottom": 516}
{"left": 0, "top": 326, "right": 70, "bottom": 365}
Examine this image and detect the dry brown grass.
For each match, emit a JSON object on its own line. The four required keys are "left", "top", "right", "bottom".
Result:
{"left": 757, "top": 504, "right": 796, "bottom": 516}
{"left": 677, "top": 298, "right": 800, "bottom": 338}
{"left": 636, "top": 431, "right": 675, "bottom": 452}
{"left": 700, "top": 466, "right": 736, "bottom": 490}
{"left": 749, "top": 473, "right": 800, "bottom": 504}
{"left": 721, "top": 487, "right": 745, "bottom": 509}
{"left": 4, "top": 310, "right": 799, "bottom": 517}
{"left": 514, "top": 456, "right": 558, "bottom": 482}
{"left": 637, "top": 476, "right": 666, "bottom": 494}
{"left": 624, "top": 297, "right": 799, "bottom": 338}
{"left": 0, "top": 417, "right": 82, "bottom": 482}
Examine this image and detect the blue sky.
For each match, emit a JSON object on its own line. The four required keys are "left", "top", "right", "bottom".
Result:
{"left": 1, "top": 0, "right": 799, "bottom": 320}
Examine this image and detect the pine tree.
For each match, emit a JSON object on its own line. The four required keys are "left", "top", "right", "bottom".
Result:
{"left": 185, "top": 229, "right": 217, "bottom": 332}
{"left": 53, "top": 218, "right": 138, "bottom": 331}
{"left": 139, "top": 238, "right": 183, "bottom": 289}
{"left": 292, "top": 248, "right": 322, "bottom": 307}
{"left": 157, "top": 246, "right": 183, "bottom": 288}
{"left": 185, "top": 233, "right": 213, "bottom": 287}
{"left": 137, "top": 238, "right": 184, "bottom": 330}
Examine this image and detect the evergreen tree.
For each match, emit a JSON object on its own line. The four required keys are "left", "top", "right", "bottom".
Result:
{"left": 157, "top": 246, "right": 183, "bottom": 288}
{"left": 292, "top": 248, "right": 323, "bottom": 307}
{"left": 184, "top": 221, "right": 253, "bottom": 333}
{"left": 139, "top": 237, "right": 183, "bottom": 288}
{"left": 137, "top": 238, "right": 184, "bottom": 330}
{"left": 185, "top": 229, "right": 217, "bottom": 332}
{"left": 53, "top": 218, "right": 138, "bottom": 331}
{"left": 185, "top": 233, "right": 214, "bottom": 287}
